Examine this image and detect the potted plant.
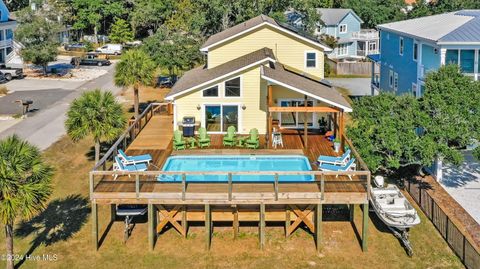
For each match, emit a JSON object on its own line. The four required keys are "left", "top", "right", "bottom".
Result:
{"left": 333, "top": 137, "right": 341, "bottom": 153}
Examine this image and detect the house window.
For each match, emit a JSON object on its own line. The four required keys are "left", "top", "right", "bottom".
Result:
{"left": 305, "top": 52, "right": 316, "bottom": 68}
{"left": 445, "top": 49, "right": 459, "bottom": 65}
{"left": 204, "top": 105, "right": 239, "bottom": 133}
{"left": 389, "top": 70, "right": 394, "bottom": 88}
{"left": 225, "top": 77, "right": 241, "bottom": 97}
{"left": 203, "top": 86, "right": 218, "bottom": 97}
{"left": 412, "top": 83, "right": 417, "bottom": 98}
{"left": 399, "top": 37, "right": 404, "bottom": 56}
{"left": 338, "top": 44, "right": 348, "bottom": 56}
{"left": 413, "top": 42, "right": 418, "bottom": 61}
{"left": 460, "top": 50, "right": 475, "bottom": 73}
{"left": 339, "top": 24, "right": 347, "bottom": 34}
{"left": 368, "top": 42, "right": 377, "bottom": 52}
{"left": 394, "top": 73, "right": 399, "bottom": 91}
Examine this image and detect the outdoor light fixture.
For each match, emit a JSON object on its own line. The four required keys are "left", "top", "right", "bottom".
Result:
{"left": 242, "top": 104, "right": 247, "bottom": 110}
{"left": 196, "top": 104, "right": 201, "bottom": 110}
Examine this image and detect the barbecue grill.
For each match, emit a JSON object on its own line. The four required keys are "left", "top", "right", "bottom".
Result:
{"left": 182, "top": 116, "right": 196, "bottom": 137}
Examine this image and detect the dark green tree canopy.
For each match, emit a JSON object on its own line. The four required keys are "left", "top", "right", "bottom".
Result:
{"left": 109, "top": 18, "right": 134, "bottom": 44}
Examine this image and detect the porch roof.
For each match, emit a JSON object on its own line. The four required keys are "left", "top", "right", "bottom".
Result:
{"left": 261, "top": 63, "right": 352, "bottom": 112}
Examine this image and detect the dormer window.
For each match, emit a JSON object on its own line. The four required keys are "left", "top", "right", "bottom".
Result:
{"left": 225, "top": 77, "right": 241, "bottom": 97}
{"left": 203, "top": 86, "right": 218, "bottom": 97}
{"left": 339, "top": 24, "right": 347, "bottom": 34}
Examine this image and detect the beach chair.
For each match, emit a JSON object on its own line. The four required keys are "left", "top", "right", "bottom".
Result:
{"left": 113, "top": 156, "right": 148, "bottom": 180}
{"left": 245, "top": 128, "right": 260, "bottom": 149}
{"left": 317, "top": 149, "right": 351, "bottom": 166}
{"left": 197, "top": 127, "right": 211, "bottom": 148}
{"left": 318, "top": 158, "right": 356, "bottom": 180}
{"left": 173, "top": 130, "right": 187, "bottom": 150}
{"left": 223, "top": 126, "right": 237, "bottom": 147}
{"left": 117, "top": 149, "right": 152, "bottom": 165}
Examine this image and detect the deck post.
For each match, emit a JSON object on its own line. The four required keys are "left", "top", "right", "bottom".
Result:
{"left": 285, "top": 207, "right": 291, "bottom": 238}
{"left": 315, "top": 203, "right": 322, "bottom": 252}
{"left": 362, "top": 203, "right": 369, "bottom": 252}
{"left": 135, "top": 174, "right": 140, "bottom": 198}
{"left": 274, "top": 174, "right": 279, "bottom": 201}
{"left": 304, "top": 95, "right": 308, "bottom": 148}
{"left": 182, "top": 205, "right": 187, "bottom": 238}
{"left": 205, "top": 204, "right": 211, "bottom": 250}
{"left": 110, "top": 204, "right": 116, "bottom": 222}
{"left": 333, "top": 112, "right": 338, "bottom": 138}
{"left": 228, "top": 173, "right": 233, "bottom": 201}
{"left": 233, "top": 205, "right": 239, "bottom": 239}
{"left": 148, "top": 203, "right": 156, "bottom": 250}
{"left": 349, "top": 204, "right": 355, "bottom": 222}
{"left": 182, "top": 174, "right": 186, "bottom": 201}
{"left": 339, "top": 111, "right": 345, "bottom": 150}
{"left": 92, "top": 202, "right": 98, "bottom": 250}
{"left": 259, "top": 203, "right": 266, "bottom": 250}
{"left": 266, "top": 85, "right": 273, "bottom": 148}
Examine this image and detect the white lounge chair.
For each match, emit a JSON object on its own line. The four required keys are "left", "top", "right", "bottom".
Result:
{"left": 317, "top": 149, "right": 351, "bottom": 166}
{"left": 318, "top": 158, "right": 356, "bottom": 180}
{"left": 113, "top": 156, "right": 148, "bottom": 179}
{"left": 117, "top": 149, "right": 152, "bottom": 165}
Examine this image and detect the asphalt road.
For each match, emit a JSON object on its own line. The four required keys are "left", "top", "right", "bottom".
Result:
{"left": 0, "top": 64, "right": 122, "bottom": 150}
{"left": 0, "top": 89, "right": 74, "bottom": 115}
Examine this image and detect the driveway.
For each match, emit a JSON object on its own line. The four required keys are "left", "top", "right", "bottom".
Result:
{"left": 0, "top": 89, "right": 74, "bottom": 115}
{"left": 0, "top": 64, "right": 121, "bottom": 150}
{"left": 441, "top": 151, "right": 480, "bottom": 224}
{"left": 326, "top": 78, "right": 372, "bottom": 97}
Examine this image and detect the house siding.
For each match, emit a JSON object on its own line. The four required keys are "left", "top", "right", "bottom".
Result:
{"left": 379, "top": 30, "right": 418, "bottom": 95}
{"left": 173, "top": 66, "right": 267, "bottom": 134}
{"left": 207, "top": 26, "right": 325, "bottom": 79}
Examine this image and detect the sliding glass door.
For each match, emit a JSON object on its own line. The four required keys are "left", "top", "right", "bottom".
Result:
{"left": 205, "top": 105, "right": 239, "bottom": 133}
{"left": 279, "top": 99, "right": 314, "bottom": 128}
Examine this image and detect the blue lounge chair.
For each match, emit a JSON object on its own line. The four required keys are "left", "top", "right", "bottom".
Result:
{"left": 117, "top": 149, "right": 152, "bottom": 165}
{"left": 318, "top": 158, "right": 356, "bottom": 180}
{"left": 113, "top": 156, "right": 148, "bottom": 180}
{"left": 317, "top": 149, "right": 351, "bottom": 166}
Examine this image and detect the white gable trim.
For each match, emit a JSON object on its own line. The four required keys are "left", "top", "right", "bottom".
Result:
{"left": 260, "top": 74, "right": 352, "bottom": 112}
{"left": 165, "top": 58, "right": 275, "bottom": 100}
{"left": 201, "top": 22, "right": 332, "bottom": 52}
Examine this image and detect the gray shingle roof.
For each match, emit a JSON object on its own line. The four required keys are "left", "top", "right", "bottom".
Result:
{"left": 261, "top": 63, "right": 352, "bottom": 111}
{"left": 378, "top": 10, "right": 480, "bottom": 43}
{"left": 317, "top": 8, "right": 362, "bottom": 26}
{"left": 165, "top": 48, "right": 275, "bottom": 99}
{"left": 200, "top": 14, "right": 330, "bottom": 51}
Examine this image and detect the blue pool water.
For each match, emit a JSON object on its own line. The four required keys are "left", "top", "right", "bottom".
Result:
{"left": 159, "top": 155, "right": 313, "bottom": 182}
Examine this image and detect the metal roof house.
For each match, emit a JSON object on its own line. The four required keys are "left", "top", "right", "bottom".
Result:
{"left": 287, "top": 8, "right": 379, "bottom": 61}
{"left": 370, "top": 10, "right": 480, "bottom": 96}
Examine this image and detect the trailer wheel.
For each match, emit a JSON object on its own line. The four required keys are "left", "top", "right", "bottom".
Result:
{"left": 5, "top": 73, "right": 12, "bottom": 81}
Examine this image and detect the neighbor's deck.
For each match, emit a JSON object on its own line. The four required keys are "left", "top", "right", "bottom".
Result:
{"left": 91, "top": 115, "right": 368, "bottom": 205}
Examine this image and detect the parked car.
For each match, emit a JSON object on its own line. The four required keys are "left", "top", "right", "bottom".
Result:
{"left": 95, "top": 44, "right": 122, "bottom": 55}
{"left": 0, "top": 65, "right": 24, "bottom": 81}
{"left": 0, "top": 71, "right": 6, "bottom": 83}
{"left": 156, "top": 76, "right": 177, "bottom": 88}
{"left": 64, "top": 43, "right": 87, "bottom": 51}
{"left": 70, "top": 53, "right": 111, "bottom": 67}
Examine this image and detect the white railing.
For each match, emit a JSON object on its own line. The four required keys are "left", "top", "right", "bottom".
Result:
{"left": 0, "top": 39, "right": 12, "bottom": 48}
{"left": 357, "top": 49, "right": 380, "bottom": 57}
{"left": 352, "top": 31, "right": 379, "bottom": 40}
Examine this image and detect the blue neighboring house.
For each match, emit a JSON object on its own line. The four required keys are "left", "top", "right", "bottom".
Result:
{"left": 0, "top": 1, "right": 17, "bottom": 64}
{"left": 370, "top": 10, "right": 480, "bottom": 96}
{"left": 287, "top": 8, "right": 379, "bottom": 61}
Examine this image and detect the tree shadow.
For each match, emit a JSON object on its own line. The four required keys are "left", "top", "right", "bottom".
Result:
{"left": 14, "top": 194, "right": 90, "bottom": 268}
{"left": 85, "top": 141, "right": 116, "bottom": 162}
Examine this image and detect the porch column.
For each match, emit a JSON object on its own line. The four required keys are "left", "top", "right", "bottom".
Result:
{"left": 333, "top": 113, "right": 338, "bottom": 137}
{"left": 92, "top": 202, "right": 98, "bottom": 250}
{"left": 266, "top": 85, "right": 273, "bottom": 148}
{"left": 304, "top": 95, "right": 308, "bottom": 148}
{"left": 339, "top": 111, "right": 345, "bottom": 150}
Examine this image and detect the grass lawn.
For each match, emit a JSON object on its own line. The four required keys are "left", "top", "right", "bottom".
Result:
{"left": 0, "top": 134, "right": 465, "bottom": 269}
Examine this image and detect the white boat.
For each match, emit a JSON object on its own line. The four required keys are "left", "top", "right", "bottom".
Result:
{"left": 370, "top": 176, "right": 421, "bottom": 256}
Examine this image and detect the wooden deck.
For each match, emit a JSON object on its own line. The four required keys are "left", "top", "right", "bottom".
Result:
{"left": 91, "top": 115, "right": 368, "bottom": 205}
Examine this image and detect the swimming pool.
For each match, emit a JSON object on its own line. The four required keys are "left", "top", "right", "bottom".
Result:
{"left": 159, "top": 155, "right": 313, "bottom": 182}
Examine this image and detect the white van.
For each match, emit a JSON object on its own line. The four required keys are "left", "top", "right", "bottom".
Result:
{"left": 95, "top": 44, "right": 123, "bottom": 55}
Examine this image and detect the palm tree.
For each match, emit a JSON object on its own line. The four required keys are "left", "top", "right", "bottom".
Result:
{"left": 114, "top": 49, "right": 156, "bottom": 119}
{"left": 0, "top": 135, "right": 53, "bottom": 269}
{"left": 65, "top": 89, "right": 126, "bottom": 163}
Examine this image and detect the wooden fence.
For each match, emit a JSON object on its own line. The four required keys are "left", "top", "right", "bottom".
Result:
{"left": 404, "top": 178, "right": 480, "bottom": 269}
{"left": 327, "top": 59, "right": 371, "bottom": 76}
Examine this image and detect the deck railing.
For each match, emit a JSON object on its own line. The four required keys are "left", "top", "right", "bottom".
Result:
{"left": 92, "top": 102, "right": 169, "bottom": 171}
{"left": 89, "top": 170, "right": 371, "bottom": 203}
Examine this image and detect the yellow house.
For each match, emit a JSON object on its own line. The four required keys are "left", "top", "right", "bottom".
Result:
{"left": 165, "top": 14, "right": 352, "bottom": 145}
